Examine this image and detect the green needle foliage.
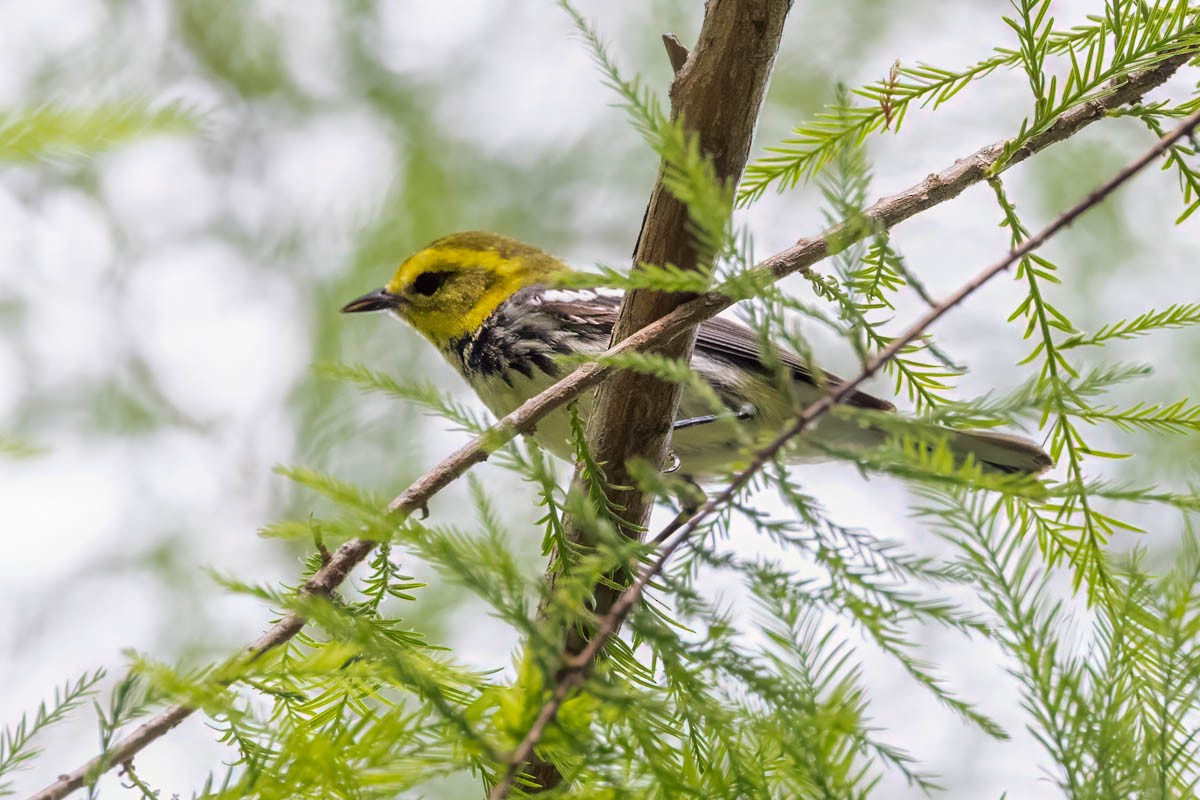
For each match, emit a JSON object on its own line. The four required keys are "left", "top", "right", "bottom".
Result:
{"left": 0, "top": 436, "right": 39, "bottom": 459}
{"left": 812, "top": 101, "right": 964, "bottom": 412}
{"left": 991, "top": 176, "right": 1117, "bottom": 591}
{"left": 0, "top": 102, "right": 196, "bottom": 163}
{"left": 919, "top": 488, "right": 1200, "bottom": 797}
{"left": 739, "top": 0, "right": 1200, "bottom": 202}
{"left": 0, "top": 670, "right": 105, "bottom": 796}
{"left": 1060, "top": 303, "right": 1200, "bottom": 349}
{"left": 6, "top": 3, "right": 1200, "bottom": 799}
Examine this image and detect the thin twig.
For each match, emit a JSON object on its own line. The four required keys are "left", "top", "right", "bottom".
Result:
{"left": 486, "top": 104, "right": 1200, "bottom": 800}
{"left": 26, "top": 52, "right": 1193, "bottom": 800}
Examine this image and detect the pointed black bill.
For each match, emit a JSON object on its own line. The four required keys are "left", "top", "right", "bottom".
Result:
{"left": 341, "top": 288, "right": 401, "bottom": 314}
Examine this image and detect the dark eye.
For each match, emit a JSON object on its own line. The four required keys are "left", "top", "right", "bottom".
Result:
{"left": 410, "top": 271, "right": 452, "bottom": 297}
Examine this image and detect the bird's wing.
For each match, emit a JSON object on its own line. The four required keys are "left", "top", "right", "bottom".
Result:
{"left": 693, "top": 314, "right": 894, "bottom": 412}
{"left": 534, "top": 289, "right": 895, "bottom": 413}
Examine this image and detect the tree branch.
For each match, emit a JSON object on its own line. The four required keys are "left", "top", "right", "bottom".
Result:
{"left": 488, "top": 104, "right": 1200, "bottom": 800}
{"left": 25, "top": 47, "right": 1193, "bottom": 800}
{"left": 527, "top": 1, "right": 792, "bottom": 789}
{"left": 758, "top": 49, "right": 1198, "bottom": 282}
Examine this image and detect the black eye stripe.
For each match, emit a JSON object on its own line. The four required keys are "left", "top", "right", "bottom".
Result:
{"left": 411, "top": 270, "right": 453, "bottom": 296}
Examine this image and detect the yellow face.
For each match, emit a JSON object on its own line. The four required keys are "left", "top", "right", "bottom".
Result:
{"left": 342, "top": 232, "right": 566, "bottom": 347}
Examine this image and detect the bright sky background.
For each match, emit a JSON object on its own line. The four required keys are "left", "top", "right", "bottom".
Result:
{"left": 2, "top": 0, "right": 1198, "bottom": 797}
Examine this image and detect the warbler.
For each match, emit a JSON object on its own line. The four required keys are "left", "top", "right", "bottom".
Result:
{"left": 342, "top": 232, "right": 1052, "bottom": 478}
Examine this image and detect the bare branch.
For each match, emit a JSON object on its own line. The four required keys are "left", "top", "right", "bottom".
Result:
{"left": 25, "top": 48, "right": 1193, "bottom": 800}
{"left": 488, "top": 105, "right": 1200, "bottom": 800}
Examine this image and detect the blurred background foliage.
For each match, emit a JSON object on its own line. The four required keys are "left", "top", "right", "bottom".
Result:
{"left": 1, "top": 0, "right": 1197, "bottom": 797}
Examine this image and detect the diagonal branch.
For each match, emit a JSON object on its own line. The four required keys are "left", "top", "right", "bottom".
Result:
{"left": 25, "top": 48, "right": 1194, "bottom": 800}
{"left": 487, "top": 104, "right": 1200, "bottom": 800}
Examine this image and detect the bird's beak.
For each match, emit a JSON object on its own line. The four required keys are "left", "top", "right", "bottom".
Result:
{"left": 340, "top": 288, "right": 403, "bottom": 314}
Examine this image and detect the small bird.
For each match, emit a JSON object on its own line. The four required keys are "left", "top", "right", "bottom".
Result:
{"left": 342, "top": 232, "right": 1052, "bottom": 479}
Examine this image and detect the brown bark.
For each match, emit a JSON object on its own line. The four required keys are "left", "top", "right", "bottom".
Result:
{"left": 527, "top": 0, "right": 793, "bottom": 792}
{"left": 581, "top": 0, "right": 792, "bottom": 546}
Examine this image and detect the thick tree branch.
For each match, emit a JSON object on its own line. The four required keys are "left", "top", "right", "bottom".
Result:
{"left": 26, "top": 48, "right": 1192, "bottom": 800}
{"left": 528, "top": 0, "right": 792, "bottom": 790}
{"left": 570, "top": 0, "right": 789, "bottom": 538}
{"left": 488, "top": 105, "right": 1200, "bottom": 800}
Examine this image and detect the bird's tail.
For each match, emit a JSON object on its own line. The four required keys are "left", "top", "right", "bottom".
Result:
{"left": 943, "top": 429, "right": 1053, "bottom": 475}
{"left": 808, "top": 417, "right": 1052, "bottom": 477}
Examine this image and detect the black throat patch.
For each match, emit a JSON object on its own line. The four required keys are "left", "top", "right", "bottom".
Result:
{"left": 447, "top": 292, "right": 573, "bottom": 385}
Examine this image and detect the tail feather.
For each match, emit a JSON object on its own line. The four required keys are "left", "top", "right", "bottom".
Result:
{"left": 947, "top": 429, "right": 1053, "bottom": 475}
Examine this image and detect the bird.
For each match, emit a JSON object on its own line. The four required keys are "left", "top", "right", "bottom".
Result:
{"left": 341, "top": 231, "right": 1052, "bottom": 479}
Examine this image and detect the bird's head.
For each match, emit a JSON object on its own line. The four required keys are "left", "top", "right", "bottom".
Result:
{"left": 341, "top": 232, "right": 567, "bottom": 347}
